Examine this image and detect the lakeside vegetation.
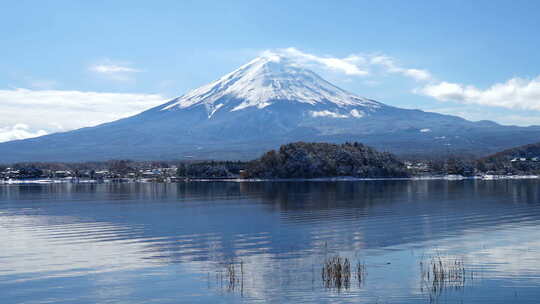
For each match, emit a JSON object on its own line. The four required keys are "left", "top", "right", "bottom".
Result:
{"left": 478, "top": 142, "right": 540, "bottom": 175}
{"left": 244, "top": 142, "right": 409, "bottom": 179}
{"left": 2, "top": 141, "right": 540, "bottom": 181}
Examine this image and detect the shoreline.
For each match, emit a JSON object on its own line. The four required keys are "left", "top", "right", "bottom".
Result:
{"left": 1, "top": 174, "right": 539, "bottom": 185}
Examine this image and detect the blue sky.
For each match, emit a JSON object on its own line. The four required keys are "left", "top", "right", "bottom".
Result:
{"left": 1, "top": 0, "right": 540, "bottom": 141}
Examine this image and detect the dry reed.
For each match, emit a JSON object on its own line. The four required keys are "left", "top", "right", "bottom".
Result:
{"left": 420, "top": 254, "right": 469, "bottom": 302}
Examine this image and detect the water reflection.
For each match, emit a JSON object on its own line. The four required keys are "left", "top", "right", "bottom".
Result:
{"left": 1, "top": 180, "right": 540, "bottom": 303}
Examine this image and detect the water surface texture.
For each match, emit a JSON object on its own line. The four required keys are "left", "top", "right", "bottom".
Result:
{"left": 1, "top": 180, "right": 540, "bottom": 303}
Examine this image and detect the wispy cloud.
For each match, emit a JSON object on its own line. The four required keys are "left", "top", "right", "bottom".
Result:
{"left": 0, "top": 88, "right": 166, "bottom": 142}
{"left": 369, "top": 55, "right": 432, "bottom": 81}
{"left": 89, "top": 60, "right": 141, "bottom": 82}
{"left": 90, "top": 64, "right": 140, "bottom": 74}
{"left": 264, "top": 48, "right": 432, "bottom": 81}
{"left": 425, "top": 106, "right": 540, "bottom": 126}
{"left": 270, "top": 48, "right": 368, "bottom": 76}
{"left": 275, "top": 48, "right": 539, "bottom": 113}
{"left": 264, "top": 48, "right": 540, "bottom": 125}
{"left": 418, "top": 77, "right": 540, "bottom": 111}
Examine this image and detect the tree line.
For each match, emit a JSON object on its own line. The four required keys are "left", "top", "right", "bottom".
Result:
{"left": 3, "top": 141, "right": 540, "bottom": 180}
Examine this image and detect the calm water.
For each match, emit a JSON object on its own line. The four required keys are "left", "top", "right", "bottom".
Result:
{"left": 1, "top": 180, "right": 540, "bottom": 303}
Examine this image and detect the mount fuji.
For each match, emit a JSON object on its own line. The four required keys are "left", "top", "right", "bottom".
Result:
{"left": 2, "top": 54, "right": 540, "bottom": 162}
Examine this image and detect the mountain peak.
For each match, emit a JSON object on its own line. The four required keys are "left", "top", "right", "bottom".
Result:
{"left": 161, "top": 54, "right": 381, "bottom": 115}
{"left": 4, "top": 53, "right": 540, "bottom": 162}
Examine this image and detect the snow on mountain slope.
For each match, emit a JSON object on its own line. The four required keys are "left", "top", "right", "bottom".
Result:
{"left": 2, "top": 53, "right": 540, "bottom": 162}
{"left": 161, "top": 53, "right": 382, "bottom": 117}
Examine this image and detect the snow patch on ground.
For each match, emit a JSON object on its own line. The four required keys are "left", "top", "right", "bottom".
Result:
{"left": 231, "top": 101, "right": 272, "bottom": 112}
{"left": 207, "top": 103, "right": 224, "bottom": 118}
{"left": 350, "top": 109, "right": 364, "bottom": 118}
{"left": 310, "top": 110, "right": 348, "bottom": 118}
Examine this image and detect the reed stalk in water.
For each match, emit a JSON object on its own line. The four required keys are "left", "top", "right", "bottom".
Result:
{"left": 420, "top": 253, "right": 469, "bottom": 302}
{"left": 322, "top": 255, "right": 351, "bottom": 290}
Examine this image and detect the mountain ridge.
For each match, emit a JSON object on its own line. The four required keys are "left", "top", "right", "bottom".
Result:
{"left": 1, "top": 54, "right": 540, "bottom": 162}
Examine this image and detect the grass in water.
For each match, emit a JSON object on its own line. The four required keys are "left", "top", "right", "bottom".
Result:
{"left": 321, "top": 255, "right": 368, "bottom": 290}
{"left": 356, "top": 260, "right": 367, "bottom": 287}
{"left": 322, "top": 255, "right": 351, "bottom": 290}
{"left": 420, "top": 254, "right": 470, "bottom": 303}
{"left": 215, "top": 259, "right": 244, "bottom": 294}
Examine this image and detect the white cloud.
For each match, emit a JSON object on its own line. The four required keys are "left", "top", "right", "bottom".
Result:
{"left": 419, "top": 77, "right": 540, "bottom": 111}
{"left": 89, "top": 60, "right": 141, "bottom": 82}
{"left": 402, "top": 69, "right": 432, "bottom": 81}
{"left": 265, "top": 48, "right": 368, "bottom": 76}
{"left": 370, "top": 55, "right": 432, "bottom": 81}
{"left": 0, "top": 124, "right": 48, "bottom": 143}
{"left": 266, "top": 48, "right": 432, "bottom": 82}
{"left": 425, "top": 105, "right": 540, "bottom": 126}
{"left": 90, "top": 64, "right": 140, "bottom": 74}
{"left": 262, "top": 48, "right": 539, "bottom": 126}
{"left": 271, "top": 48, "right": 539, "bottom": 115}
{"left": 0, "top": 88, "right": 166, "bottom": 142}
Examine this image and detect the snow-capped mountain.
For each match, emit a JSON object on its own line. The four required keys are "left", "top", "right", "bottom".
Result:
{"left": 161, "top": 54, "right": 381, "bottom": 118}
{"left": 1, "top": 54, "right": 540, "bottom": 162}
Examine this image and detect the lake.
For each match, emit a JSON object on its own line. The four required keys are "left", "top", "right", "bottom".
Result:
{"left": 1, "top": 180, "right": 540, "bottom": 303}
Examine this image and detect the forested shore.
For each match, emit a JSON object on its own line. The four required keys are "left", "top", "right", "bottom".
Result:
{"left": 2, "top": 141, "right": 540, "bottom": 182}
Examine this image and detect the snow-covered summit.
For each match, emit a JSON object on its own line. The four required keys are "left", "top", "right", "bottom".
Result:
{"left": 161, "top": 53, "right": 381, "bottom": 114}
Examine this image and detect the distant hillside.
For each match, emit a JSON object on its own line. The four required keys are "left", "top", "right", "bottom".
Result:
{"left": 244, "top": 142, "right": 409, "bottom": 178}
{"left": 483, "top": 142, "right": 540, "bottom": 160}
{"left": 479, "top": 142, "right": 540, "bottom": 174}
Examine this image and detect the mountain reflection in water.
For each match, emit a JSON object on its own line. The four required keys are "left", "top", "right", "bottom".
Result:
{"left": 1, "top": 180, "right": 540, "bottom": 303}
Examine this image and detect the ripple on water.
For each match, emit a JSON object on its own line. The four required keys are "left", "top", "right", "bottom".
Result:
{"left": 1, "top": 180, "right": 540, "bottom": 303}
